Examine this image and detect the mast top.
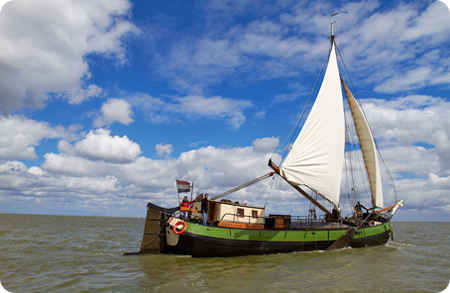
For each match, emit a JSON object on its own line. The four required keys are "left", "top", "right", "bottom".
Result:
{"left": 330, "top": 12, "right": 347, "bottom": 39}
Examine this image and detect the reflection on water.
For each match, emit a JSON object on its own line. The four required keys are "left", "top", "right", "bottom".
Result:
{"left": 0, "top": 214, "right": 448, "bottom": 292}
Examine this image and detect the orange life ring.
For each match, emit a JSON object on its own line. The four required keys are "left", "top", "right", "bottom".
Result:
{"left": 369, "top": 220, "right": 374, "bottom": 226}
{"left": 173, "top": 221, "right": 187, "bottom": 235}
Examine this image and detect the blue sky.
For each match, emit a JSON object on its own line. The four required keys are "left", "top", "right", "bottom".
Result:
{"left": 0, "top": 0, "right": 449, "bottom": 221}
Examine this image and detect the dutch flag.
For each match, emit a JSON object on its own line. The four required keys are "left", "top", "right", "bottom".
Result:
{"left": 176, "top": 179, "right": 191, "bottom": 193}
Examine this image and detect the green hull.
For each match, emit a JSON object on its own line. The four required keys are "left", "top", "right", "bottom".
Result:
{"left": 163, "top": 221, "right": 392, "bottom": 257}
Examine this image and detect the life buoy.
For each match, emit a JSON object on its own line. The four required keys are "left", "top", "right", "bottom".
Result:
{"left": 369, "top": 220, "right": 374, "bottom": 227}
{"left": 173, "top": 221, "right": 187, "bottom": 235}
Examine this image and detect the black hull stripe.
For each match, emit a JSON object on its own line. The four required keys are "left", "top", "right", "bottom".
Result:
{"left": 164, "top": 229, "right": 390, "bottom": 257}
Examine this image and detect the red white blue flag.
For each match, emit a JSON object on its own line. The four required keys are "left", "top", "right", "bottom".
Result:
{"left": 176, "top": 179, "right": 191, "bottom": 193}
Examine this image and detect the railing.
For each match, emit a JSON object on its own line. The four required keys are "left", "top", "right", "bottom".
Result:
{"left": 216, "top": 213, "right": 350, "bottom": 230}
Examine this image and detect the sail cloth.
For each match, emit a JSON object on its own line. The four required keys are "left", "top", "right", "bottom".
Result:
{"left": 279, "top": 43, "right": 345, "bottom": 211}
{"left": 341, "top": 79, "right": 383, "bottom": 208}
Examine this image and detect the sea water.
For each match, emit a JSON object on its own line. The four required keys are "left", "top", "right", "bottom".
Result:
{"left": 0, "top": 214, "right": 448, "bottom": 292}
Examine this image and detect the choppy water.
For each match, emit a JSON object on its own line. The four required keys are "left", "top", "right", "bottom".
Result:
{"left": 0, "top": 214, "right": 449, "bottom": 292}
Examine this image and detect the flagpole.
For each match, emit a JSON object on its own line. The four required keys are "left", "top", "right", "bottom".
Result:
{"left": 176, "top": 178, "right": 180, "bottom": 206}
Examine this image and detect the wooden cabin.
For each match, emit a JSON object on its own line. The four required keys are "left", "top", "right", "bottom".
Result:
{"left": 191, "top": 200, "right": 265, "bottom": 229}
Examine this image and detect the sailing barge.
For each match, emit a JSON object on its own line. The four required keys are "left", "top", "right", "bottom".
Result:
{"left": 127, "top": 16, "right": 404, "bottom": 257}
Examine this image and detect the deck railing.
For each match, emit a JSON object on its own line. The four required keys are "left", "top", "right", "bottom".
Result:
{"left": 216, "top": 213, "right": 348, "bottom": 230}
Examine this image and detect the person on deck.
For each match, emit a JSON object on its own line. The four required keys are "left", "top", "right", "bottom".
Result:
{"left": 201, "top": 193, "right": 209, "bottom": 225}
{"left": 332, "top": 208, "right": 339, "bottom": 220}
{"left": 180, "top": 196, "right": 193, "bottom": 219}
{"left": 355, "top": 201, "right": 368, "bottom": 218}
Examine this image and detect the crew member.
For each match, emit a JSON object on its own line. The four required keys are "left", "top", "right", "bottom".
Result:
{"left": 201, "top": 193, "right": 209, "bottom": 225}
{"left": 180, "top": 196, "right": 193, "bottom": 219}
{"left": 355, "top": 201, "right": 367, "bottom": 218}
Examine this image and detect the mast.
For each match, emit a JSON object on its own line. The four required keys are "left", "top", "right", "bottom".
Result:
{"left": 272, "top": 13, "right": 350, "bottom": 217}
{"left": 278, "top": 38, "right": 345, "bottom": 214}
{"left": 331, "top": 11, "right": 347, "bottom": 37}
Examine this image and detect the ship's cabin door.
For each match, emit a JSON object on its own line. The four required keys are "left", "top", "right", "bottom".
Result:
{"left": 207, "top": 202, "right": 218, "bottom": 223}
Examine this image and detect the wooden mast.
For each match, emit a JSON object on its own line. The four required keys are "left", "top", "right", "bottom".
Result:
{"left": 267, "top": 14, "right": 351, "bottom": 220}
{"left": 268, "top": 159, "right": 333, "bottom": 218}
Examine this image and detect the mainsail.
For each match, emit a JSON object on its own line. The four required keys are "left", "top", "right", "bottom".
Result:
{"left": 279, "top": 42, "right": 345, "bottom": 211}
{"left": 342, "top": 79, "right": 383, "bottom": 208}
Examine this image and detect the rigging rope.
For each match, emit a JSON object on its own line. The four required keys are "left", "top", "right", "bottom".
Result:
{"left": 211, "top": 172, "right": 274, "bottom": 201}
{"left": 272, "top": 43, "right": 332, "bottom": 163}
{"left": 251, "top": 174, "right": 275, "bottom": 208}
{"left": 335, "top": 41, "right": 398, "bottom": 203}
{"left": 344, "top": 97, "right": 372, "bottom": 206}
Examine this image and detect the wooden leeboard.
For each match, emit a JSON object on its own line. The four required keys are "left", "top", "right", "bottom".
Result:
{"left": 140, "top": 207, "right": 160, "bottom": 253}
{"left": 326, "top": 227, "right": 355, "bottom": 251}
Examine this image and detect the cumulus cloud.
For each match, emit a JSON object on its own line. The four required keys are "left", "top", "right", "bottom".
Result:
{"left": 57, "top": 129, "right": 141, "bottom": 164}
{"left": 93, "top": 98, "right": 134, "bottom": 127}
{"left": 155, "top": 143, "right": 173, "bottom": 157}
{"left": 0, "top": 115, "right": 78, "bottom": 160}
{"left": 0, "top": 0, "right": 139, "bottom": 114}
{"left": 1, "top": 98, "right": 450, "bottom": 219}
{"left": 1, "top": 1, "right": 449, "bottom": 221}
{"left": 252, "top": 136, "right": 279, "bottom": 152}
{"left": 338, "top": 94, "right": 450, "bottom": 215}
{"left": 1, "top": 144, "right": 286, "bottom": 215}
{"left": 362, "top": 95, "right": 450, "bottom": 176}
{"left": 427, "top": 173, "right": 450, "bottom": 190}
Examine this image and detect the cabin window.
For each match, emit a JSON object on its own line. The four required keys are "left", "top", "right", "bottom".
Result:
{"left": 252, "top": 210, "right": 258, "bottom": 218}
{"left": 237, "top": 208, "right": 244, "bottom": 218}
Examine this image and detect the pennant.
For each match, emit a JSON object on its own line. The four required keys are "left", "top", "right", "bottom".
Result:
{"left": 176, "top": 179, "right": 191, "bottom": 193}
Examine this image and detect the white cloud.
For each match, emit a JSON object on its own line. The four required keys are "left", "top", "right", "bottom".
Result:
{"left": 1, "top": 105, "right": 450, "bottom": 219}
{"left": 155, "top": 143, "right": 173, "bottom": 157}
{"left": 67, "top": 84, "right": 103, "bottom": 105}
{"left": 362, "top": 95, "right": 450, "bottom": 176}
{"left": 374, "top": 67, "right": 432, "bottom": 93}
{"left": 0, "top": 0, "right": 139, "bottom": 114}
{"left": 427, "top": 173, "right": 450, "bottom": 190}
{"left": 1, "top": 144, "right": 285, "bottom": 214}
{"left": 341, "top": 1, "right": 450, "bottom": 93}
{"left": 93, "top": 98, "right": 134, "bottom": 127}
{"left": 57, "top": 129, "right": 141, "bottom": 164}
{"left": 1, "top": 1, "right": 450, "bottom": 221}
{"left": 41, "top": 153, "right": 102, "bottom": 177}
{"left": 252, "top": 136, "right": 279, "bottom": 152}
{"left": 0, "top": 115, "right": 77, "bottom": 160}
{"left": 402, "top": 1, "right": 450, "bottom": 42}
{"left": 131, "top": 93, "right": 252, "bottom": 129}
{"left": 27, "top": 166, "right": 46, "bottom": 176}
{"left": 148, "top": 1, "right": 450, "bottom": 95}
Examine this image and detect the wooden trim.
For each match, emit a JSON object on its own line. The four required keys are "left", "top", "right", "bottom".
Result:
{"left": 218, "top": 222, "right": 264, "bottom": 229}
{"left": 180, "top": 207, "right": 201, "bottom": 213}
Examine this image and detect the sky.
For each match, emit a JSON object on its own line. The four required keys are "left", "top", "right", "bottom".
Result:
{"left": 0, "top": 0, "right": 449, "bottom": 221}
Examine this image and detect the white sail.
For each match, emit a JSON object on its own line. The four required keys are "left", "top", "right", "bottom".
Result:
{"left": 279, "top": 43, "right": 345, "bottom": 210}
{"left": 342, "top": 79, "right": 384, "bottom": 208}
